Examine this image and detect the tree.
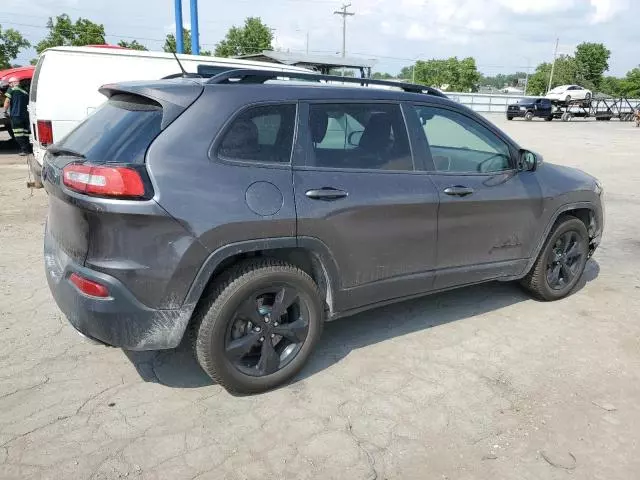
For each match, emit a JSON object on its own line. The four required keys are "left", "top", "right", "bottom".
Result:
{"left": 372, "top": 72, "right": 394, "bottom": 80}
{"left": 526, "top": 55, "right": 577, "bottom": 95}
{"left": 457, "top": 57, "right": 481, "bottom": 92}
{"left": 412, "top": 56, "right": 480, "bottom": 91}
{"left": 0, "top": 25, "right": 30, "bottom": 69}
{"left": 328, "top": 69, "right": 355, "bottom": 77}
{"left": 118, "top": 40, "right": 147, "bottom": 51}
{"left": 574, "top": 42, "right": 610, "bottom": 90}
{"left": 399, "top": 66, "right": 413, "bottom": 80}
{"left": 35, "top": 14, "right": 106, "bottom": 54}
{"left": 619, "top": 67, "right": 640, "bottom": 98}
{"left": 481, "top": 72, "right": 527, "bottom": 89}
{"left": 599, "top": 76, "right": 622, "bottom": 96}
{"left": 163, "top": 28, "right": 211, "bottom": 56}
{"left": 214, "top": 17, "right": 273, "bottom": 57}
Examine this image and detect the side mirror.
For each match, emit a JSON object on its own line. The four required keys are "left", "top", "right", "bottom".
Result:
{"left": 519, "top": 150, "right": 541, "bottom": 171}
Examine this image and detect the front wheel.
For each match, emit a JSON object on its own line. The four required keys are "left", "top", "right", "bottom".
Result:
{"left": 193, "top": 259, "right": 324, "bottom": 394}
{"left": 521, "top": 217, "right": 589, "bottom": 301}
{"left": 565, "top": 95, "right": 572, "bottom": 103}
{"left": 585, "top": 93, "right": 592, "bottom": 101}
{"left": 545, "top": 116, "right": 553, "bottom": 121}
{"left": 524, "top": 111, "right": 534, "bottom": 121}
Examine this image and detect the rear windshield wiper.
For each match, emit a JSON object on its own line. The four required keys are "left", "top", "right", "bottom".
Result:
{"left": 47, "top": 146, "right": 86, "bottom": 158}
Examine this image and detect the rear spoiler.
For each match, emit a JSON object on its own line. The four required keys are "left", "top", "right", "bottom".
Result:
{"left": 99, "top": 79, "right": 204, "bottom": 129}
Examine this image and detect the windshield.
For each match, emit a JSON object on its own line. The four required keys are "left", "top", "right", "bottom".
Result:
{"left": 55, "top": 94, "right": 163, "bottom": 164}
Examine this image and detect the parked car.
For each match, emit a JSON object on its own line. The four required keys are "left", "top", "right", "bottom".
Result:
{"left": 507, "top": 98, "right": 554, "bottom": 121}
{"left": 43, "top": 70, "right": 604, "bottom": 394}
{"left": 27, "top": 46, "right": 312, "bottom": 186}
{"left": 546, "top": 85, "right": 592, "bottom": 102}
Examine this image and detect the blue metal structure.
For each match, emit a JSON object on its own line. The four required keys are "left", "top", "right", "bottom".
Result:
{"left": 190, "top": 0, "right": 200, "bottom": 55}
{"left": 174, "top": 0, "right": 184, "bottom": 53}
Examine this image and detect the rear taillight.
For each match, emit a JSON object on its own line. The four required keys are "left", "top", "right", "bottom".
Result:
{"left": 37, "top": 120, "right": 53, "bottom": 146}
{"left": 62, "top": 164, "right": 146, "bottom": 198}
{"left": 69, "top": 273, "right": 110, "bottom": 298}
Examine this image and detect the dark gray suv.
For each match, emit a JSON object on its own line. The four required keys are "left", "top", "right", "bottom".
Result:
{"left": 43, "top": 70, "right": 604, "bottom": 393}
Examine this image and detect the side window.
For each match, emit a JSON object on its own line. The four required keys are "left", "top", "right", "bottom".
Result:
{"left": 218, "top": 104, "right": 296, "bottom": 163}
{"left": 308, "top": 103, "right": 413, "bottom": 171}
{"left": 413, "top": 105, "right": 512, "bottom": 173}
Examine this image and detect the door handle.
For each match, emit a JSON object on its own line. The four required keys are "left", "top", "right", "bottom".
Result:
{"left": 305, "top": 188, "right": 348, "bottom": 201}
{"left": 443, "top": 185, "right": 474, "bottom": 197}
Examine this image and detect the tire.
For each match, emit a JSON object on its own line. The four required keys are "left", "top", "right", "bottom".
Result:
{"left": 545, "top": 116, "right": 553, "bottom": 121}
{"left": 192, "top": 258, "right": 324, "bottom": 394}
{"left": 521, "top": 216, "right": 589, "bottom": 301}
{"left": 585, "top": 93, "right": 591, "bottom": 101}
{"left": 524, "top": 111, "right": 534, "bottom": 121}
{"left": 565, "top": 95, "right": 572, "bottom": 103}
{"left": 506, "top": 115, "right": 513, "bottom": 121}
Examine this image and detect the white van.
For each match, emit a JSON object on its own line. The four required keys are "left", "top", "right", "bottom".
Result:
{"left": 28, "top": 46, "right": 311, "bottom": 182}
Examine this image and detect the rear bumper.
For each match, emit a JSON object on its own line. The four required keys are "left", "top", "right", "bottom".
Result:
{"left": 44, "top": 225, "right": 194, "bottom": 350}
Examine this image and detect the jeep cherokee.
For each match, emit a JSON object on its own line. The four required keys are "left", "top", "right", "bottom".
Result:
{"left": 43, "top": 70, "right": 604, "bottom": 393}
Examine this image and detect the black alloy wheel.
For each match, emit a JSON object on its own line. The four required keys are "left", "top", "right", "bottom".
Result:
{"left": 193, "top": 259, "right": 324, "bottom": 394}
{"left": 224, "top": 286, "right": 310, "bottom": 377}
{"left": 520, "top": 216, "right": 590, "bottom": 301}
{"left": 545, "top": 231, "right": 586, "bottom": 290}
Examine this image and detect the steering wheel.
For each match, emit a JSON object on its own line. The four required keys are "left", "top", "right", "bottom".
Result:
{"left": 477, "top": 153, "right": 507, "bottom": 173}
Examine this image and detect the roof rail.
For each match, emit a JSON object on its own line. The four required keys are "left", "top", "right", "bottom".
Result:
{"left": 205, "top": 69, "right": 448, "bottom": 98}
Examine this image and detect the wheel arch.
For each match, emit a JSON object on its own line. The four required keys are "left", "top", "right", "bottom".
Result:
{"left": 523, "top": 202, "right": 597, "bottom": 276}
{"left": 183, "top": 237, "right": 340, "bottom": 319}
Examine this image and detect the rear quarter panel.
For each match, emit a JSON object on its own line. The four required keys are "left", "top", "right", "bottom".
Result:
{"left": 145, "top": 86, "right": 297, "bottom": 255}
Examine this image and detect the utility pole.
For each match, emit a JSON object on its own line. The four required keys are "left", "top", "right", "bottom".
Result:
{"left": 524, "top": 57, "right": 530, "bottom": 95}
{"left": 306, "top": 31, "right": 310, "bottom": 55}
{"left": 190, "top": 0, "right": 200, "bottom": 55}
{"left": 174, "top": 0, "right": 184, "bottom": 54}
{"left": 334, "top": 3, "right": 355, "bottom": 58}
{"left": 547, "top": 37, "right": 559, "bottom": 94}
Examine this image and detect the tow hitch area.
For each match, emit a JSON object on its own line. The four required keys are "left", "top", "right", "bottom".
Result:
{"left": 27, "top": 155, "right": 44, "bottom": 189}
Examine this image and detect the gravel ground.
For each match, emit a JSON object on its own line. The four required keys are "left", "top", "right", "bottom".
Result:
{"left": 1, "top": 116, "right": 639, "bottom": 480}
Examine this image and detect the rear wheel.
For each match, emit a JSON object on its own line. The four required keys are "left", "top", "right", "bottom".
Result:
{"left": 506, "top": 115, "right": 513, "bottom": 121}
{"left": 545, "top": 116, "right": 553, "bottom": 121}
{"left": 565, "top": 95, "right": 572, "bottom": 103}
{"left": 193, "top": 259, "right": 324, "bottom": 394}
{"left": 524, "top": 111, "right": 534, "bottom": 121}
{"left": 521, "top": 217, "right": 589, "bottom": 301}
{"left": 585, "top": 92, "right": 592, "bottom": 101}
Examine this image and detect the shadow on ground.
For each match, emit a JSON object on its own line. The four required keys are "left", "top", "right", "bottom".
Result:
{"left": 124, "top": 259, "right": 600, "bottom": 390}
{"left": 0, "top": 138, "right": 19, "bottom": 153}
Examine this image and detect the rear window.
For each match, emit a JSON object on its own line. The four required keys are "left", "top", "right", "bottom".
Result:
{"left": 55, "top": 93, "right": 162, "bottom": 164}
{"left": 217, "top": 104, "right": 296, "bottom": 163}
{"left": 30, "top": 55, "right": 46, "bottom": 102}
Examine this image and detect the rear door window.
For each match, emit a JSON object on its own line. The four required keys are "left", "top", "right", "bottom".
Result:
{"left": 54, "top": 93, "right": 162, "bottom": 164}
{"left": 307, "top": 103, "right": 413, "bottom": 171}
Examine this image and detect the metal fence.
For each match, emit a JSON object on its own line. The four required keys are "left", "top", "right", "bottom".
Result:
{"left": 446, "top": 92, "right": 640, "bottom": 113}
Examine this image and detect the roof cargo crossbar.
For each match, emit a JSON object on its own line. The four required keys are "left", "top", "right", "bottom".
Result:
{"left": 205, "top": 69, "right": 447, "bottom": 98}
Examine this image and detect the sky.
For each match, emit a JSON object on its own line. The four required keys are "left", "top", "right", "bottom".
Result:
{"left": 2, "top": 0, "right": 638, "bottom": 76}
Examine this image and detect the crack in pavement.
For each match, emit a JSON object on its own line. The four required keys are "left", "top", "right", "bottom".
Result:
{"left": 337, "top": 401, "right": 379, "bottom": 480}
{"left": 0, "top": 375, "right": 50, "bottom": 401}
